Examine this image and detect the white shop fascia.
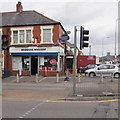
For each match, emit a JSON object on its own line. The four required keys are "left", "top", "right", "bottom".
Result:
{"left": 10, "top": 46, "right": 65, "bottom": 56}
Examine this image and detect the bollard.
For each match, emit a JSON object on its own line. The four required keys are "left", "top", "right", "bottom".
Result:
{"left": 16, "top": 74, "right": 19, "bottom": 83}
{"left": 100, "top": 73, "right": 103, "bottom": 84}
{"left": 78, "top": 73, "right": 81, "bottom": 83}
{"left": 19, "top": 69, "right": 22, "bottom": 76}
{"left": 44, "top": 67, "right": 47, "bottom": 77}
{"left": 56, "top": 72, "right": 59, "bottom": 83}
{"left": 36, "top": 73, "right": 39, "bottom": 83}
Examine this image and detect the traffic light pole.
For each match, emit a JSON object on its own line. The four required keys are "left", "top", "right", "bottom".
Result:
{"left": 73, "top": 26, "right": 77, "bottom": 96}
{"left": 0, "top": 33, "right": 2, "bottom": 119}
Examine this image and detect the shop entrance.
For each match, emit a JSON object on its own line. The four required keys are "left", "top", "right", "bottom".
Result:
{"left": 31, "top": 56, "right": 38, "bottom": 75}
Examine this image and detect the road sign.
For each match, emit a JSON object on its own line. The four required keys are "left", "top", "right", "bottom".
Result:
{"left": 50, "top": 59, "right": 57, "bottom": 65}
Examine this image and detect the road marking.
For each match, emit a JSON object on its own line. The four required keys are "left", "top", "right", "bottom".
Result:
{"left": 38, "top": 77, "right": 46, "bottom": 82}
{"left": 19, "top": 102, "right": 44, "bottom": 118}
{"left": 44, "top": 99, "right": 120, "bottom": 103}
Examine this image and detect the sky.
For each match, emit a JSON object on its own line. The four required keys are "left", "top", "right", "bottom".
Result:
{"left": 0, "top": 0, "right": 119, "bottom": 57}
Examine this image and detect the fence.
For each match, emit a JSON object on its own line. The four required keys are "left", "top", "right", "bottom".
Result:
{"left": 75, "top": 73, "right": 119, "bottom": 97}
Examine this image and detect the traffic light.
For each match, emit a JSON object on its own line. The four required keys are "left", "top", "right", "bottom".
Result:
{"left": 2, "top": 35, "right": 9, "bottom": 50}
{"left": 80, "top": 26, "right": 89, "bottom": 50}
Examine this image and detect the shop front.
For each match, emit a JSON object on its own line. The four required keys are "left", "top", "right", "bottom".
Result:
{"left": 10, "top": 46, "right": 64, "bottom": 76}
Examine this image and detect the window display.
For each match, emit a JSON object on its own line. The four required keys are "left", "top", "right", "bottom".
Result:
{"left": 22, "top": 56, "right": 30, "bottom": 70}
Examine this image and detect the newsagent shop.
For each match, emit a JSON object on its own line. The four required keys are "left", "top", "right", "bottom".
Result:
{"left": 0, "top": 2, "right": 67, "bottom": 76}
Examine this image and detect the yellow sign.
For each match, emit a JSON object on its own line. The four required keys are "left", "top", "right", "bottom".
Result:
{"left": 0, "top": 54, "right": 3, "bottom": 58}
{"left": 0, "top": 71, "right": 2, "bottom": 77}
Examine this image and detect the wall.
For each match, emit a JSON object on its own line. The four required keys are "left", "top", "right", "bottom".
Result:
{"left": 2, "top": 24, "right": 65, "bottom": 76}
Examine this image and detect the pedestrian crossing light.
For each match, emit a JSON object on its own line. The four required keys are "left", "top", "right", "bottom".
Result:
{"left": 2, "top": 35, "right": 9, "bottom": 50}
{"left": 80, "top": 26, "right": 89, "bottom": 50}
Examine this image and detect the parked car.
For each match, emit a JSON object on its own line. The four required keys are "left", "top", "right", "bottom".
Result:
{"left": 77, "top": 64, "right": 101, "bottom": 73}
{"left": 85, "top": 64, "right": 120, "bottom": 78}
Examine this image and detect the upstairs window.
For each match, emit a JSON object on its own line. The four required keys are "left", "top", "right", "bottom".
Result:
{"left": 13, "top": 31, "right": 18, "bottom": 43}
{"left": 19, "top": 30, "right": 24, "bottom": 43}
{"left": 43, "top": 29, "right": 51, "bottom": 43}
{"left": 41, "top": 26, "right": 53, "bottom": 44}
{"left": 11, "top": 27, "right": 33, "bottom": 44}
{"left": 26, "top": 30, "right": 31, "bottom": 43}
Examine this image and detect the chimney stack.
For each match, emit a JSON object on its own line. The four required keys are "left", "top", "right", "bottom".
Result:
{"left": 16, "top": 1, "right": 23, "bottom": 12}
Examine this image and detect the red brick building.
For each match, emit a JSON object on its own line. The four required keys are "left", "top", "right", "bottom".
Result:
{"left": 0, "top": 2, "right": 67, "bottom": 76}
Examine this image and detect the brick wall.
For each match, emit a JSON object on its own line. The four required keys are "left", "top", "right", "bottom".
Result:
{"left": 3, "top": 24, "right": 65, "bottom": 76}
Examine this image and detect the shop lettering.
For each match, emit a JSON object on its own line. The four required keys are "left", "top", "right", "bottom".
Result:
{"left": 21, "top": 49, "right": 33, "bottom": 51}
{"left": 21, "top": 48, "right": 46, "bottom": 51}
{"left": 34, "top": 49, "right": 46, "bottom": 51}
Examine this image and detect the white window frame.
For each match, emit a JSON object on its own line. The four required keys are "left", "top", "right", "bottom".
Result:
{"left": 11, "top": 27, "right": 33, "bottom": 45}
{"left": 40, "top": 26, "right": 53, "bottom": 44}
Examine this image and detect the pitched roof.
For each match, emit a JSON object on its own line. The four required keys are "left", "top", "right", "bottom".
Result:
{"left": 0, "top": 10, "right": 60, "bottom": 27}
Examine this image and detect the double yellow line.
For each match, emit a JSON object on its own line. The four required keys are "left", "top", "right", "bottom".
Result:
{"left": 45, "top": 99, "right": 120, "bottom": 103}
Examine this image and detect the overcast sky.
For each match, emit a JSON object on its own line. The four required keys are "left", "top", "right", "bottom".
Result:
{"left": 0, "top": 0, "right": 119, "bottom": 57}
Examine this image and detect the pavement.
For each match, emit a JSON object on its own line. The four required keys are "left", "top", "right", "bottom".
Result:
{"left": 2, "top": 75, "right": 120, "bottom": 101}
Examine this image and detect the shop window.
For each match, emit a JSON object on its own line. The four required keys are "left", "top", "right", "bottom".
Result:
{"left": 39, "top": 56, "right": 57, "bottom": 71}
{"left": 22, "top": 57, "right": 30, "bottom": 70}
{"left": 12, "top": 57, "right": 22, "bottom": 70}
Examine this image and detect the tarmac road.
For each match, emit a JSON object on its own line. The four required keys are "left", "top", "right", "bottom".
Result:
{"left": 2, "top": 100, "right": 119, "bottom": 118}
{"left": 2, "top": 75, "right": 120, "bottom": 119}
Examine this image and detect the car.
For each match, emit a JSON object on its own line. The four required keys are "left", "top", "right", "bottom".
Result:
{"left": 85, "top": 64, "right": 120, "bottom": 78}
{"left": 77, "top": 64, "right": 101, "bottom": 73}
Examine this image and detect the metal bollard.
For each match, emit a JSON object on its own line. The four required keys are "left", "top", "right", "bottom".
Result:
{"left": 16, "top": 74, "right": 19, "bottom": 83}
{"left": 78, "top": 73, "right": 81, "bottom": 83}
{"left": 36, "top": 73, "right": 39, "bottom": 83}
{"left": 100, "top": 73, "right": 103, "bottom": 84}
{"left": 56, "top": 72, "right": 59, "bottom": 83}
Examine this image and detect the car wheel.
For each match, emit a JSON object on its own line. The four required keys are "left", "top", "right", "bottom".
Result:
{"left": 89, "top": 72, "right": 95, "bottom": 77}
{"left": 114, "top": 73, "right": 120, "bottom": 78}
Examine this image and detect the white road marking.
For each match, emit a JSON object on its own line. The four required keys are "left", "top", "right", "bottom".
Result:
{"left": 38, "top": 77, "right": 46, "bottom": 82}
{"left": 19, "top": 102, "right": 44, "bottom": 118}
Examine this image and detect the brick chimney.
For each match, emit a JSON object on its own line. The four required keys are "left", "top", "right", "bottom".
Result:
{"left": 16, "top": 1, "right": 23, "bottom": 12}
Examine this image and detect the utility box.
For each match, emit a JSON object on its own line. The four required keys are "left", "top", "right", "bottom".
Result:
{"left": 77, "top": 55, "right": 96, "bottom": 68}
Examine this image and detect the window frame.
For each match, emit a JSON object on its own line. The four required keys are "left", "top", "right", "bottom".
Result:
{"left": 40, "top": 26, "right": 53, "bottom": 44}
{"left": 11, "top": 27, "right": 33, "bottom": 45}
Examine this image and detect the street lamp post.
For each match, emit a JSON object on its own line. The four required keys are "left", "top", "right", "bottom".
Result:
{"left": 115, "top": 19, "right": 118, "bottom": 58}
{"left": 115, "top": 18, "right": 120, "bottom": 58}
{"left": 102, "top": 36, "right": 110, "bottom": 63}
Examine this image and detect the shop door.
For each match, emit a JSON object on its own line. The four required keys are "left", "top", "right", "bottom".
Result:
{"left": 31, "top": 56, "right": 38, "bottom": 75}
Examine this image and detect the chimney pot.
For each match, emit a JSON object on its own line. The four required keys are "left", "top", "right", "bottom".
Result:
{"left": 16, "top": 1, "right": 23, "bottom": 12}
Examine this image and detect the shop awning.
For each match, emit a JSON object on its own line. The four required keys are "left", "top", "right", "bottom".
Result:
{"left": 11, "top": 52, "right": 58, "bottom": 56}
